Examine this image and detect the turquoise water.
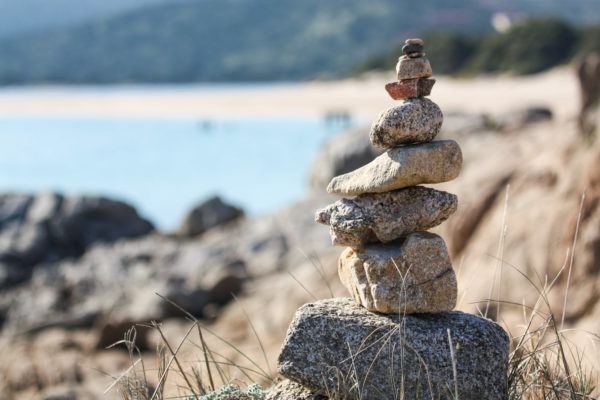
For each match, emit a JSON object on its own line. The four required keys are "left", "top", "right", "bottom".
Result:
{"left": 0, "top": 116, "right": 349, "bottom": 229}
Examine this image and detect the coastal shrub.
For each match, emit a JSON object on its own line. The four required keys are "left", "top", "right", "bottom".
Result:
{"left": 468, "top": 18, "right": 578, "bottom": 74}
{"left": 356, "top": 18, "right": 595, "bottom": 76}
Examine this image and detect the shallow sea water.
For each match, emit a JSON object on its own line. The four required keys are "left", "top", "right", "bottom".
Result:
{"left": 0, "top": 116, "right": 350, "bottom": 229}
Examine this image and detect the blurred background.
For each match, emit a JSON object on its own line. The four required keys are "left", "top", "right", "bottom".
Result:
{"left": 1, "top": 0, "right": 600, "bottom": 398}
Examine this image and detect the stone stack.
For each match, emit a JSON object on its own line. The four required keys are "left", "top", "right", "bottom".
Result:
{"left": 318, "top": 38, "right": 460, "bottom": 315}
{"left": 272, "top": 39, "right": 509, "bottom": 400}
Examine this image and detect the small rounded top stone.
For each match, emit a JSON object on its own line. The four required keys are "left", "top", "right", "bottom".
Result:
{"left": 405, "top": 38, "right": 424, "bottom": 46}
{"left": 402, "top": 43, "right": 424, "bottom": 56}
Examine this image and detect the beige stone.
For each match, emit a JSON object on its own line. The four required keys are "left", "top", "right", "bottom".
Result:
{"left": 370, "top": 97, "right": 443, "bottom": 148}
{"left": 315, "top": 187, "right": 458, "bottom": 247}
{"left": 396, "top": 56, "right": 432, "bottom": 80}
{"left": 338, "top": 232, "right": 457, "bottom": 314}
{"left": 327, "top": 140, "right": 462, "bottom": 196}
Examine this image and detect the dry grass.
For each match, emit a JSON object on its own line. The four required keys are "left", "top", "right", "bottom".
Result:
{"left": 106, "top": 283, "right": 598, "bottom": 400}
{"left": 108, "top": 209, "right": 599, "bottom": 400}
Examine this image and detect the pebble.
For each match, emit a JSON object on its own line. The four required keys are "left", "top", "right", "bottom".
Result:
{"left": 396, "top": 56, "right": 432, "bottom": 80}
{"left": 402, "top": 43, "right": 424, "bottom": 55}
{"left": 385, "top": 77, "right": 435, "bottom": 100}
{"left": 405, "top": 38, "right": 425, "bottom": 46}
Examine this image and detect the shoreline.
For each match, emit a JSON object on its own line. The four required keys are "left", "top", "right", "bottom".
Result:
{"left": 0, "top": 67, "right": 579, "bottom": 121}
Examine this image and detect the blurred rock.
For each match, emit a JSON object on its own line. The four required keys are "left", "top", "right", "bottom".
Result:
{"left": 94, "top": 319, "right": 151, "bottom": 351}
{"left": 309, "top": 128, "right": 383, "bottom": 193}
{"left": 0, "top": 193, "right": 154, "bottom": 289}
{"left": 577, "top": 52, "right": 600, "bottom": 137}
{"left": 0, "top": 194, "right": 333, "bottom": 335}
{"left": 493, "top": 106, "right": 553, "bottom": 132}
{"left": 178, "top": 196, "right": 244, "bottom": 237}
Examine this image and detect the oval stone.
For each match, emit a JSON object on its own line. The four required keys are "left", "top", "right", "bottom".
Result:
{"left": 402, "top": 43, "right": 424, "bottom": 55}
{"left": 396, "top": 55, "right": 432, "bottom": 79}
{"left": 370, "top": 98, "right": 443, "bottom": 148}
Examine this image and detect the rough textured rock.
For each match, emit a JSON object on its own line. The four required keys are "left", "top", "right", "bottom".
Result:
{"left": 338, "top": 232, "right": 456, "bottom": 314}
{"left": 0, "top": 193, "right": 154, "bottom": 288}
{"left": 384, "top": 78, "right": 435, "bottom": 100}
{"left": 309, "top": 128, "right": 383, "bottom": 193}
{"left": 178, "top": 196, "right": 244, "bottom": 237}
{"left": 327, "top": 140, "right": 462, "bottom": 196}
{"left": 396, "top": 55, "right": 432, "bottom": 80}
{"left": 277, "top": 298, "right": 509, "bottom": 400}
{"left": 266, "top": 379, "right": 327, "bottom": 400}
{"left": 370, "top": 98, "right": 443, "bottom": 148}
{"left": 315, "top": 187, "right": 458, "bottom": 247}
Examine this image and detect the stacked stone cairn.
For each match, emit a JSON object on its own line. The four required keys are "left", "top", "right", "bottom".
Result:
{"left": 271, "top": 39, "right": 510, "bottom": 400}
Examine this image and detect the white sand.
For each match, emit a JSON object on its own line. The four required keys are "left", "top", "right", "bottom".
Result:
{"left": 0, "top": 67, "right": 580, "bottom": 121}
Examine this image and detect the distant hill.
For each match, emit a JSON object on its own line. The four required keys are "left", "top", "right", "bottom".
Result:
{"left": 0, "top": 0, "right": 599, "bottom": 84}
{"left": 0, "top": 0, "right": 171, "bottom": 38}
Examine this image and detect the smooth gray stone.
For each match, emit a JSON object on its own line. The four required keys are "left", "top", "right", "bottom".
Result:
{"left": 327, "top": 140, "right": 462, "bottom": 196}
{"left": 370, "top": 98, "right": 443, "bottom": 148}
{"left": 315, "top": 187, "right": 457, "bottom": 247}
{"left": 338, "top": 232, "right": 457, "bottom": 314}
{"left": 277, "top": 298, "right": 509, "bottom": 400}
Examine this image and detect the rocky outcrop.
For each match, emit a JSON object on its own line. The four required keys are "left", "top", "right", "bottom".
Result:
{"left": 278, "top": 298, "right": 509, "bottom": 400}
{"left": 177, "top": 195, "right": 244, "bottom": 237}
{"left": 0, "top": 194, "right": 333, "bottom": 335}
{"left": 0, "top": 193, "right": 153, "bottom": 288}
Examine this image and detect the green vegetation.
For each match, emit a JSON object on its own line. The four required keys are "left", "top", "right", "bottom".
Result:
{"left": 1, "top": 0, "right": 600, "bottom": 84}
{"left": 357, "top": 18, "right": 600, "bottom": 76}
{"left": 0, "top": 0, "right": 494, "bottom": 84}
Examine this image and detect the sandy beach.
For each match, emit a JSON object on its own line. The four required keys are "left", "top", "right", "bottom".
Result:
{"left": 0, "top": 67, "right": 580, "bottom": 122}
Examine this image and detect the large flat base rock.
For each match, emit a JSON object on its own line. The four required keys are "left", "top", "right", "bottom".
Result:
{"left": 277, "top": 298, "right": 509, "bottom": 400}
{"left": 339, "top": 232, "right": 457, "bottom": 314}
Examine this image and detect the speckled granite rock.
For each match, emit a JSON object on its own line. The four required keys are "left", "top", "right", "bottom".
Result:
{"left": 370, "top": 98, "right": 443, "bottom": 148}
{"left": 266, "top": 379, "right": 327, "bottom": 400}
{"left": 277, "top": 298, "right": 509, "bottom": 400}
{"left": 315, "top": 187, "right": 457, "bottom": 247}
{"left": 396, "top": 55, "right": 432, "bottom": 80}
{"left": 385, "top": 78, "right": 435, "bottom": 100}
{"left": 338, "top": 232, "right": 457, "bottom": 314}
{"left": 327, "top": 140, "right": 462, "bottom": 196}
